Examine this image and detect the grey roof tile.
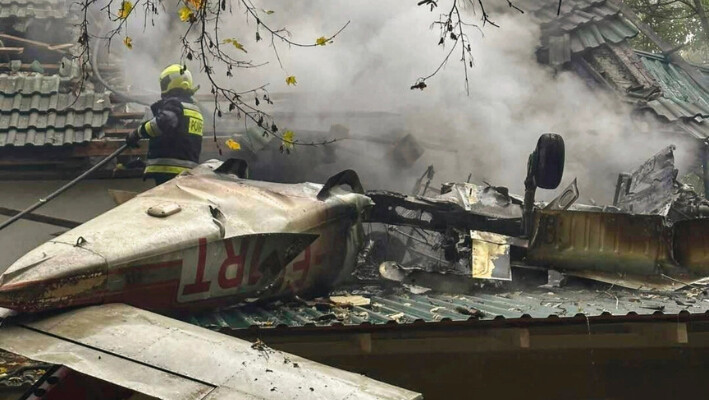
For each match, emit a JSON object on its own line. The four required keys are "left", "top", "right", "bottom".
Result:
{"left": 0, "top": 74, "right": 111, "bottom": 146}
{"left": 0, "top": 127, "right": 94, "bottom": 146}
{"left": 0, "top": 0, "right": 68, "bottom": 19}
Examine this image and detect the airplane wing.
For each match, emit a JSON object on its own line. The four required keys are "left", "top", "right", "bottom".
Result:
{"left": 0, "top": 304, "right": 421, "bottom": 400}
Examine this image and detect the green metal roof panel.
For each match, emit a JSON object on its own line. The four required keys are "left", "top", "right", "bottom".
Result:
{"left": 534, "top": 0, "right": 638, "bottom": 66}
{"left": 0, "top": 74, "right": 111, "bottom": 146}
{"left": 676, "top": 119, "right": 709, "bottom": 140}
{"left": 529, "top": 0, "right": 606, "bottom": 18}
{"left": 641, "top": 56, "right": 709, "bottom": 106}
{"left": 636, "top": 52, "right": 709, "bottom": 125}
{"left": 184, "top": 280, "right": 704, "bottom": 332}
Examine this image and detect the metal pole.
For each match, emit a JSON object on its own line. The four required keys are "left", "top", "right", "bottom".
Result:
{"left": 522, "top": 153, "right": 537, "bottom": 238}
{"left": 702, "top": 141, "right": 709, "bottom": 200}
{"left": 0, "top": 144, "right": 129, "bottom": 232}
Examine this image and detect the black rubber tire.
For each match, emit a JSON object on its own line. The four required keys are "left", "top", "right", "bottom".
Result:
{"left": 534, "top": 133, "right": 565, "bottom": 189}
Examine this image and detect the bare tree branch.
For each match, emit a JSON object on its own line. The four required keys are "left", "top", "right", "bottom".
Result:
{"left": 73, "top": 0, "right": 349, "bottom": 152}
{"left": 412, "top": 0, "right": 522, "bottom": 93}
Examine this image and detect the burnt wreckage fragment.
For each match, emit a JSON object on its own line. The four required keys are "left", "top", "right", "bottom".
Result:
{"left": 361, "top": 137, "right": 709, "bottom": 292}
{"left": 4, "top": 134, "right": 709, "bottom": 317}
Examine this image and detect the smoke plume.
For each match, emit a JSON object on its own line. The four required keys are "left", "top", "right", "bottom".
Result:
{"left": 115, "top": 0, "right": 695, "bottom": 204}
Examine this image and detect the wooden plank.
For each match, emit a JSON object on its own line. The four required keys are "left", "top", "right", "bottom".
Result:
{"left": 47, "top": 43, "right": 73, "bottom": 51}
{"left": 0, "top": 47, "right": 24, "bottom": 54}
{"left": 0, "top": 33, "right": 70, "bottom": 55}
{"left": 109, "top": 112, "right": 145, "bottom": 119}
{"left": 103, "top": 128, "right": 133, "bottom": 137}
{"left": 69, "top": 141, "right": 148, "bottom": 157}
{"left": 0, "top": 168, "right": 143, "bottom": 181}
{"left": 0, "top": 158, "right": 69, "bottom": 166}
{"left": 0, "top": 63, "right": 60, "bottom": 72}
{"left": 0, "top": 136, "right": 235, "bottom": 159}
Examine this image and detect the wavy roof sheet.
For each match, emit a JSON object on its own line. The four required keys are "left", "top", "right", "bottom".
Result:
{"left": 0, "top": 75, "right": 111, "bottom": 146}
{"left": 526, "top": 0, "right": 638, "bottom": 66}
{"left": 638, "top": 52, "right": 709, "bottom": 119}
{"left": 630, "top": 52, "right": 709, "bottom": 138}
{"left": 185, "top": 280, "right": 702, "bottom": 332}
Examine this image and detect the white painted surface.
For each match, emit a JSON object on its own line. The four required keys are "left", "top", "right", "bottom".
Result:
{"left": 0, "top": 179, "right": 152, "bottom": 270}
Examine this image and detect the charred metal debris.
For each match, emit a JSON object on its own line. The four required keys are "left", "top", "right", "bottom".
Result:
{"left": 4, "top": 134, "right": 709, "bottom": 331}
{"left": 184, "top": 137, "right": 709, "bottom": 333}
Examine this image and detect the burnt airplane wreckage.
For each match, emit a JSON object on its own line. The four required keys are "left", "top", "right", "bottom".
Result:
{"left": 362, "top": 136, "right": 709, "bottom": 293}
{"left": 1, "top": 134, "right": 709, "bottom": 398}
{"left": 3, "top": 133, "right": 709, "bottom": 310}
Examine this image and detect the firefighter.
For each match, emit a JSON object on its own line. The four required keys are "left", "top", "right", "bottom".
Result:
{"left": 125, "top": 64, "right": 204, "bottom": 185}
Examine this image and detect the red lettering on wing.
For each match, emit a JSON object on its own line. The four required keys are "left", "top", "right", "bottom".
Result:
{"left": 291, "top": 246, "right": 311, "bottom": 288}
{"left": 247, "top": 236, "right": 265, "bottom": 285}
{"left": 182, "top": 238, "right": 211, "bottom": 295}
{"left": 218, "top": 237, "right": 249, "bottom": 289}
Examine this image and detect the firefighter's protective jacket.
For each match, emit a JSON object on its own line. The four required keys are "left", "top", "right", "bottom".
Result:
{"left": 137, "top": 95, "right": 204, "bottom": 178}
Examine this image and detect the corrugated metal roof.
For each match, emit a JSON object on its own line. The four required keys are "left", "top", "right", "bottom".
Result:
{"left": 626, "top": 52, "right": 709, "bottom": 138}
{"left": 525, "top": 0, "right": 605, "bottom": 15}
{"left": 529, "top": 0, "right": 638, "bottom": 66}
{"left": 674, "top": 118, "right": 709, "bottom": 140}
{"left": 0, "top": 0, "right": 68, "bottom": 19}
{"left": 185, "top": 280, "right": 704, "bottom": 332}
{"left": 0, "top": 74, "right": 111, "bottom": 146}
{"left": 637, "top": 52, "right": 709, "bottom": 122}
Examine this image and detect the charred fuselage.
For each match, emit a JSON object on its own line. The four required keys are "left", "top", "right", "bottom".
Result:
{"left": 0, "top": 161, "right": 372, "bottom": 313}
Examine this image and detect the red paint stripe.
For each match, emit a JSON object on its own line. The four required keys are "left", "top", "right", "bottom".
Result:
{"left": 108, "top": 260, "right": 183, "bottom": 275}
{"left": 0, "top": 260, "right": 182, "bottom": 291}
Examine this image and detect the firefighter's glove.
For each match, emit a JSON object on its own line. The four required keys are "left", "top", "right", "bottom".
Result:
{"left": 125, "top": 129, "right": 142, "bottom": 148}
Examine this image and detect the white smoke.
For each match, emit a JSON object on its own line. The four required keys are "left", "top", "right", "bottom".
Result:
{"left": 112, "top": 0, "right": 696, "bottom": 203}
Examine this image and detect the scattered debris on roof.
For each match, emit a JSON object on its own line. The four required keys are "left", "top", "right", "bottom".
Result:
{"left": 186, "top": 271, "right": 709, "bottom": 331}
{"left": 0, "top": 349, "right": 49, "bottom": 390}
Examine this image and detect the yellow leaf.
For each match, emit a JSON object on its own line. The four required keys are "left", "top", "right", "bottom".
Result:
{"left": 117, "top": 1, "right": 133, "bottom": 19}
{"left": 178, "top": 6, "right": 194, "bottom": 22}
{"left": 225, "top": 138, "right": 241, "bottom": 151}
{"left": 285, "top": 76, "right": 297, "bottom": 86}
{"left": 186, "top": 0, "right": 205, "bottom": 9}
{"left": 315, "top": 36, "right": 328, "bottom": 46}
{"left": 223, "top": 38, "right": 247, "bottom": 53}
{"left": 261, "top": 9, "right": 274, "bottom": 14}
{"left": 282, "top": 130, "right": 295, "bottom": 149}
{"left": 123, "top": 36, "right": 133, "bottom": 49}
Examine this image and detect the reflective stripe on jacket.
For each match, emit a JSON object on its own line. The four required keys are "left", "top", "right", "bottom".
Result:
{"left": 144, "top": 158, "right": 199, "bottom": 176}
{"left": 139, "top": 96, "right": 203, "bottom": 178}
